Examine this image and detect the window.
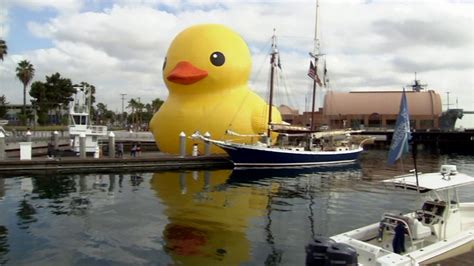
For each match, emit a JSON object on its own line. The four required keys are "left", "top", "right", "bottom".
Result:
{"left": 420, "top": 120, "right": 434, "bottom": 129}
{"left": 386, "top": 119, "right": 396, "bottom": 129}
{"left": 368, "top": 113, "right": 381, "bottom": 127}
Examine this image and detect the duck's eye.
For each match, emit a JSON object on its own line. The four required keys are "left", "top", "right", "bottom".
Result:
{"left": 162, "top": 57, "right": 167, "bottom": 70}
{"left": 210, "top": 52, "right": 225, "bottom": 66}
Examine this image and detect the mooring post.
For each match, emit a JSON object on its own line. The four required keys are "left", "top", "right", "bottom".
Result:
{"left": 179, "top": 132, "right": 186, "bottom": 157}
{"left": 26, "top": 130, "right": 32, "bottom": 142}
{"left": 53, "top": 131, "right": 59, "bottom": 150}
{"left": 108, "top": 131, "right": 115, "bottom": 158}
{"left": 79, "top": 133, "right": 86, "bottom": 158}
{"left": 204, "top": 131, "right": 211, "bottom": 155}
{"left": 0, "top": 132, "right": 5, "bottom": 161}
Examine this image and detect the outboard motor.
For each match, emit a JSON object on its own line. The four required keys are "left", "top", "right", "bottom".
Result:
{"left": 326, "top": 242, "right": 358, "bottom": 266}
{"left": 305, "top": 235, "right": 336, "bottom": 265}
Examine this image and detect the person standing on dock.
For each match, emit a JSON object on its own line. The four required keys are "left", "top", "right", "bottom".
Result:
{"left": 136, "top": 143, "right": 141, "bottom": 157}
{"left": 130, "top": 143, "right": 137, "bottom": 157}
{"left": 47, "top": 142, "right": 55, "bottom": 159}
{"left": 117, "top": 143, "right": 124, "bottom": 158}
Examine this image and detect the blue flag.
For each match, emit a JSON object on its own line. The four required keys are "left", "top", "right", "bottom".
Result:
{"left": 388, "top": 90, "right": 411, "bottom": 165}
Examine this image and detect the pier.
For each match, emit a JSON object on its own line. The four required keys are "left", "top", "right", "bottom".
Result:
{"left": 0, "top": 130, "right": 232, "bottom": 175}
{"left": 357, "top": 129, "right": 474, "bottom": 154}
{"left": 0, "top": 152, "right": 232, "bottom": 176}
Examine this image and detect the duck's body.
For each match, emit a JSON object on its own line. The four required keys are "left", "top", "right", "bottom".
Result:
{"left": 150, "top": 24, "right": 281, "bottom": 154}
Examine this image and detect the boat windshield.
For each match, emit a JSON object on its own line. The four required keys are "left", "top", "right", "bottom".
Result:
{"left": 72, "top": 115, "right": 88, "bottom": 126}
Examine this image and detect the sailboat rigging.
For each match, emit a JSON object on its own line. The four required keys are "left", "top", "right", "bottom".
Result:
{"left": 193, "top": 1, "right": 370, "bottom": 167}
{"left": 310, "top": 0, "right": 322, "bottom": 131}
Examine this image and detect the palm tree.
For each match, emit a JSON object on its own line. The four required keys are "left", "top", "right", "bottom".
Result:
{"left": 127, "top": 98, "right": 138, "bottom": 127}
{"left": 16, "top": 60, "right": 35, "bottom": 120}
{"left": 0, "top": 39, "right": 7, "bottom": 61}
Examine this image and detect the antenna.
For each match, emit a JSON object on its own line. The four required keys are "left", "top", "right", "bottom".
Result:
{"left": 408, "top": 72, "right": 427, "bottom": 92}
{"left": 445, "top": 92, "right": 451, "bottom": 110}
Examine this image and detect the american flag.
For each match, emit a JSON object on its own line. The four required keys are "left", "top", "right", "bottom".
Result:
{"left": 307, "top": 61, "right": 322, "bottom": 86}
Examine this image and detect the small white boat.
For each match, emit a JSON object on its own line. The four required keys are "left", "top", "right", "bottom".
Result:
{"left": 314, "top": 165, "right": 474, "bottom": 265}
{"left": 68, "top": 84, "right": 107, "bottom": 153}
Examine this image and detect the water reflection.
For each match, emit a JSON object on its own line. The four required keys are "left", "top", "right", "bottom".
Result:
{"left": 130, "top": 174, "right": 144, "bottom": 187}
{"left": 17, "top": 199, "right": 37, "bottom": 229}
{"left": 0, "top": 225, "right": 8, "bottom": 265}
{"left": 0, "top": 178, "right": 4, "bottom": 200}
{"left": 150, "top": 164, "right": 363, "bottom": 265}
{"left": 17, "top": 178, "right": 37, "bottom": 229}
{"left": 151, "top": 169, "right": 270, "bottom": 265}
{"left": 0, "top": 151, "right": 472, "bottom": 265}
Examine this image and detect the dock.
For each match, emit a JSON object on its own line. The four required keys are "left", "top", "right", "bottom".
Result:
{"left": 356, "top": 130, "right": 474, "bottom": 154}
{"left": 0, "top": 152, "right": 232, "bottom": 176}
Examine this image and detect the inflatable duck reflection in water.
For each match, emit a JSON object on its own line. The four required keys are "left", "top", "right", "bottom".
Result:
{"left": 149, "top": 24, "right": 282, "bottom": 154}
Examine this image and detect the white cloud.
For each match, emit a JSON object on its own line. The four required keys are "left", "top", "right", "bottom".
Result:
{"left": 1, "top": 0, "right": 474, "bottom": 127}
{"left": 0, "top": 8, "right": 8, "bottom": 38}
{"left": 9, "top": 0, "right": 84, "bottom": 14}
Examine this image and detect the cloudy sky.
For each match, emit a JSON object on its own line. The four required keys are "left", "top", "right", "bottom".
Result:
{"left": 1, "top": 0, "right": 473, "bottom": 127}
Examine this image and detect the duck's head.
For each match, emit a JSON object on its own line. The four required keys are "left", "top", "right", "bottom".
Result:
{"left": 163, "top": 24, "right": 251, "bottom": 94}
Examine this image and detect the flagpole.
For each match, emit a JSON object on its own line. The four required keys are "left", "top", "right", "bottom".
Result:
{"left": 400, "top": 156, "right": 404, "bottom": 173}
{"left": 411, "top": 140, "right": 420, "bottom": 193}
{"left": 310, "top": 68, "right": 317, "bottom": 131}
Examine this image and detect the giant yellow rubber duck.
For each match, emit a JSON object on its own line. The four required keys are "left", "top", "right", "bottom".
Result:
{"left": 149, "top": 24, "right": 282, "bottom": 154}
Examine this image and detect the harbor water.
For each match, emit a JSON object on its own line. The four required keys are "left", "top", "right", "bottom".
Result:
{"left": 0, "top": 150, "right": 473, "bottom": 265}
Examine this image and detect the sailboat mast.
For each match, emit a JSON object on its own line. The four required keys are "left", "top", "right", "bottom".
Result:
{"left": 313, "top": 0, "right": 321, "bottom": 56}
{"left": 267, "top": 29, "right": 277, "bottom": 138}
{"left": 310, "top": 0, "right": 320, "bottom": 131}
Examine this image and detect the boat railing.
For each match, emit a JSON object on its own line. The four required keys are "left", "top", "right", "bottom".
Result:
{"left": 90, "top": 125, "right": 108, "bottom": 135}
{"left": 4, "top": 130, "right": 70, "bottom": 143}
{"left": 380, "top": 213, "right": 416, "bottom": 249}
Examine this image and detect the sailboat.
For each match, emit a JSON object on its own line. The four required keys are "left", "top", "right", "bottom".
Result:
{"left": 194, "top": 1, "right": 370, "bottom": 167}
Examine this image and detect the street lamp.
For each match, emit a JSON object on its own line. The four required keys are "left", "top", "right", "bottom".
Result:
{"left": 120, "top": 93, "right": 127, "bottom": 128}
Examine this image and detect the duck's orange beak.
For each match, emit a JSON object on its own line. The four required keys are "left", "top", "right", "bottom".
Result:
{"left": 167, "top": 61, "right": 208, "bottom": 85}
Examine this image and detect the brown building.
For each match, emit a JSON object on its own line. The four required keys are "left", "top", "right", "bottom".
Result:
{"left": 278, "top": 104, "right": 299, "bottom": 124}
{"left": 323, "top": 90, "right": 442, "bottom": 130}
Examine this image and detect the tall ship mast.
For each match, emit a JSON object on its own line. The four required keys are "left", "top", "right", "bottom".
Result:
{"left": 267, "top": 29, "right": 278, "bottom": 138}
{"left": 309, "top": 0, "right": 322, "bottom": 131}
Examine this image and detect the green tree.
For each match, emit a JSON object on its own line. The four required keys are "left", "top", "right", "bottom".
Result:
{"left": 0, "top": 95, "right": 8, "bottom": 118}
{"left": 127, "top": 98, "right": 139, "bottom": 126}
{"left": 16, "top": 60, "right": 35, "bottom": 122}
{"left": 94, "top": 102, "right": 117, "bottom": 125}
{"left": 30, "top": 73, "right": 75, "bottom": 125}
{"left": 0, "top": 39, "right": 7, "bottom": 61}
{"left": 95, "top": 102, "right": 108, "bottom": 124}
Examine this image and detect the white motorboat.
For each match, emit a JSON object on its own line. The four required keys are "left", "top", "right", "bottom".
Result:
{"left": 313, "top": 165, "right": 474, "bottom": 265}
